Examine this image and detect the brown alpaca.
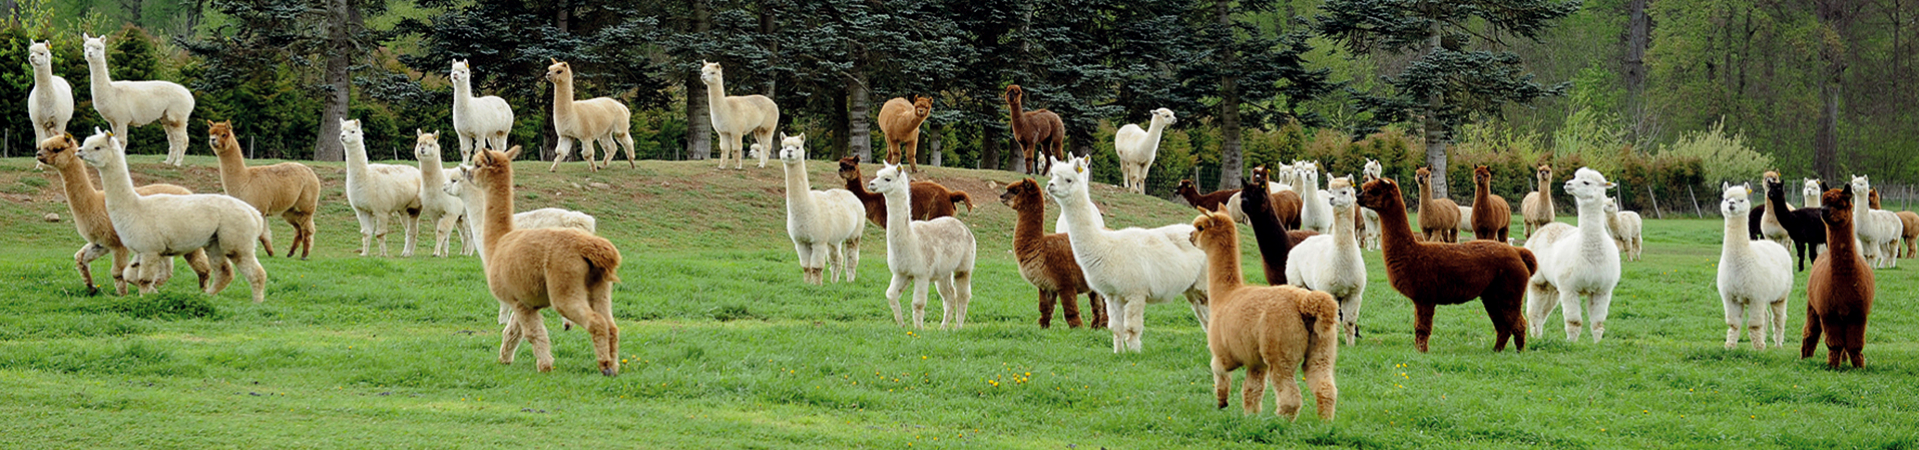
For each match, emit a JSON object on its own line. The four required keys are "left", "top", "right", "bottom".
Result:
{"left": 1471, "top": 166, "right": 1511, "bottom": 242}
{"left": 1898, "top": 211, "right": 1919, "bottom": 258}
{"left": 1005, "top": 85, "right": 1065, "bottom": 175}
{"left": 1243, "top": 166, "right": 1305, "bottom": 284}
{"left": 469, "top": 146, "right": 624, "bottom": 376}
{"left": 837, "top": 157, "right": 974, "bottom": 228}
{"left": 208, "top": 121, "right": 321, "bottom": 259}
{"left": 878, "top": 96, "right": 933, "bottom": 172}
{"left": 1000, "top": 178, "right": 1107, "bottom": 329}
{"left": 36, "top": 134, "right": 212, "bottom": 295}
{"left": 1177, "top": 179, "right": 1237, "bottom": 210}
{"left": 1520, "top": 164, "right": 1555, "bottom": 238}
{"left": 1191, "top": 207, "right": 1339, "bottom": 421}
{"left": 1358, "top": 177, "right": 1533, "bottom": 352}
{"left": 1802, "top": 184, "right": 1875, "bottom": 368}
{"left": 1415, "top": 167, "right": 1461, "bottom": 243}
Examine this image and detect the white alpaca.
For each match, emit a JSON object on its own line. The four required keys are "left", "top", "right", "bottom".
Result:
{"left": 1285, "top": 176, "right": 1367, "bottom": 345}
{"left": 1523, "top": 167, "right": 1622, "bottom": 342}
{"left": 1715, "top": 183, "right": 1793, "bottom": 350}
{"left": 1046, "top": 155, "right": 1209, "bottom": 352}
{"left": 340, "top": 119, "right": 424, "bottom": 257}
{"left": 869, "top": 163, "right": 976, "bottom": 329}
{"left": 700, "top": 61, "right": 780, "bottom": 170}
{"left": 1114, "top": 108, "right": 1176, "bottom": 194}
{"left": 1359, "top": 159, "right": 1383, "bottom": 251}
{"left": 75, "top": 130, "right": 267, "bottom": 302}
{"left": 444, "top": 167, "right": 597, "bottom": 326}
{"left": 449, "top": 59, "right": 513, "bottom": 165}
{"left": 1847, "top": 176, "right": 1902, "bottom": 268}
{"left": 779, "top": 134, "right": 866, "bottom": 285}
{"left": 28, "top": 42, "right": 74, "bottom": 153}
{"left": 413, "top": 130, "right": 470, "bottom": 258}
{"left": 81, "top": 34, "right": 194, "bottom": 166}
{"left": 1456, "top": 205, "right": 1476, "bottom": 239}
{"left": 543, "top": 59, "right": 637, "bottom": 172}
{"left": 1603, "top": 198, "right": 1643, "bottom": 261}
{"left": 1802, "top": 178, "right": 1823, "bottom": 208}
{"left": 1296, "top": 162, "right": 1333, "bottom": 234}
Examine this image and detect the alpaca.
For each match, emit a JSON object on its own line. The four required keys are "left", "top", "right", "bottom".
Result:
{"left": 81, "top": 34, "right": 194, "bottom": 167}
{"left": 449, "top": 59, "right": 513, "bottom": 165}
{"left": 544, "top": 59, "right": 637, "bottom": 172}
{"left": 75, "top": 130, "right": 267, "bottom": 302}
{"left": 340, "top": 119, "right": 424, "bottom": 257}
{"left": 1176, "top": 179, "right": 1237, "bottom": 211}
{"left": 1414, "top": 167, "right": 1461, "bottom": 243}
{"left": 1190, "top": 208, "right": 1339, "bottom": 421}
{"left": 28, "top": 42, "right": 73, "bottom": 153}
{"left": 1356, "top": 176, "right": 1532, "bottom": 352}
{"left": 1471, "top": 166, "right": 1512, "bottom": 242}
{"left": 779, "top": 134, "right": 867, "bottom": 285}
{"left": 1286, "top": 176, "right": 1368, "bottom": 346}
{"left": 467, "top": 146, "right": 622, "bottom": 376}
{"left": 1603, "top": 198, "right": 1643, "bottom": 262}
{"left": 1224, "top": 189, "right": 1303, "bottom": 230}
{"left": 1001, "top": 178, "right": 1107, "bottom": 329}
{"left": 869, "top": 163, "right": 976, "bottom": 329}
{"left": 445, "top": 167, "right": 597, "bottom": 328}
{"left": 207, "top": 121, "right": 320, "bottom": 259}
{"left": 1520, "top": 164, "right": 1555, "bottom": 239}
{"left": 1756, "top": 171, "right": 1793, "bottom": 250}
{"left": 1048, "top": 156, "right": 1210, "bottom": 352}
{"left": 837, "top": 157, "right": 974, "bottom": 228}
{"left": 1005, "top": 85, "right": 1065, "bottom": 175}
{"left": 1899, "top": 211, "right": 1919, "bottom": 258}
{"left": 412, "top": 130, "right": 471, "bottom": 258}
{"left": 1715, "top": 183, "right": 1793, "bottom": 350}
{"left": 1847, "top": 176, "right": 1902, "bottom": 268}
{"left": 700, "top": 61, "right": 779, "bottom": 170}
{"left": 1115, "top": 108, "right": 1176, "bottom": 194}
{"left": 1297, "top": 163, "right": 1334, "bottom": 234}
{"left": 37, "top": 134, "right": 212, "bottom": 295}
{"left": 878, "top": 96, "right": 932, "bottom": 172}
{"left": 1766, "top": 176, "right": 1829, "bottom": 272}
{"left": 1803, "top": 179, "right": 1823, "bottom": 209}
{"left": 1863, "top": 187, "right": 1905, "bottom": 267}
{"left": 1359, "top": 159, "right": 1384, "bottom": 250}
{"left": 1523, "top": 168, "right": 1622, "bottom": 342}
{"left": 1241, "top": 165, "right": 1311, "bottom": 285}
{"left": 1802, "top": 183, "right": 1874, "bottom": 368}
{"left": 1456, "top": 205, "right": 1476, "bottom": 240}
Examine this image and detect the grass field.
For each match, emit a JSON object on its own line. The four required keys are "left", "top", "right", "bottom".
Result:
{"left": 1, "top": 154, "right": 1915, "bottom": 449}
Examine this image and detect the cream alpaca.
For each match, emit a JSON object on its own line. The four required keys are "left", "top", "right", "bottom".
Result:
{"left": 1047, "top": 156, "right": 1210, "bottom": 352}
{"left": 1286, "top": 176, "right": 1368, "bottom": 345}
{"left": 1848, "top": 176, "right": 1902, "bottom": 268}
{"left": 1757, "top": 172, "right": 1792, "bottom": 250}
{"left": 1190, "top": 207, "right": 1340, "bottom": 421}
{"left": 76, "top": 130, "right": 267, "bottom": 302}
{"left": 1358, "top": 159, "right": 1383, "bottom": 251}
{"left": 340, "top": 119, "right": 424, "bottom": 257}
{"left": 413, "top": 130, "right": 471, "bottom": 257}
{"left": 543, "top": 60, "right": 637, "bottom": 172}
{"left": 1296, "top": 162, "right": 1333, "bottom": 234}
{"left": 1520, "top": 164, "right": 1555, "bottom": 238}
{"left": 37, "top": 134, "right": 212, "bottom": 295}
{"left": 1603, "top": 198, "right": 1643, "bottom": 261}
{"left": 445, "top": 168, "right": 598, "bottom": 327}
{"left": 208, "top": 121, "right": 320, "bottom": 259}
{"left": 1114, "top": 108, "right": 1176, "bottom": 194}
{"left": 870, "top": 162, "right": 977, "bottom": 329}
{"left": 1524, "top": 167, "right": 1622, "bottom": 342}
{"left": 779, "top": 134, "right": 867, "bottom": 285}
{"left": 1802, "top": 179, "right": 1823, "bottom": 208}
{"left": 700, "top": 61, "right": 780, "bottom": 170}
{"left": 1716, "top": 183, "right": 1793, "bottom": 350}
{"left": 28, "top": 42, "right": 73, "bottom": 154}
{"left": 82, "top": 34, "right": 194, "bottom": 166}
{"left": 449, "top": 59, "right": 513, "bottom": 165}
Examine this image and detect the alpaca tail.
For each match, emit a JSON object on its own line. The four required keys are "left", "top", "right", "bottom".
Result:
{"left": 950, "top": 191, "right": 975, "bottom": 212}
{"left": 578, "top": 236, "right": 623, "bottom": 285}
{"left": 1516, "top": 247, "right": 1538, "bottom": 277}
{"left": 1299, "top": 291, "right": 1341, "bottom": 354}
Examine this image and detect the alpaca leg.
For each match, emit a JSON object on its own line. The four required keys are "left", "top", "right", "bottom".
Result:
{"left": 518, "top": 307, "right": 555, "bottom": 372}
{"left": 1272, "top": 365, "right": 1306, "bottom": 421}
{"left": 200, "top": 243, "right": 236, "bottom": 296}
{"left": 1558, "top": 291, "right": 1585, "bottom": 342}
{"left": 885, "top": 140, "right": 901, "bottom": 165}
{"left": 884, "top": 275, "right": 908, "bottom": 327}
{"left": 370, "top": 210, "right": 392, "bottom": 257}
{"left": 1305, "top": 344, "right": 1339, "bottom": 421}
{"left": 75, "top": 243, "right": 110, "bottom": 295}
{"left": 823, "top": 242, "right": 843, "bottom": 283}
{"left": 754, "top": 128, "right": 775, "bottom": 169}
{"left": 184, "top": 249, "right": 213, "bottom": 291}
{"left": 1038, "top": 289, "right": 1058, "bottom": 328}
{"left": 400, "top": 212, "right": 421, "bottom": 257}
{"left": 353, "top": 209, "right": 375, "bottom": 256}
{"left": 164, "top": 119, "right": 189, "bottom": 166}
{"left": 458, "top": 133, "right": 476, "bottom": 166}
{"left": 1412, "top": 302, "right": 1435, "bottom": 353}
{"left": 793, "top": 242, "right": 819, "bottom": 285}
{"left": 1339, "top": 294, "right": 1363, "bottom": 346}
{"left": 498, "top": 304, "right": 529, "bottom": 365}
{"left": 1722, "top": 298, "right": 1746, "bottom": 349}
{"left": 488, "top": 133, "right": 508, "bottom": 158}
{"left": 1105, "top": 297, "right": 1127, "bottom": 353}
{"left": 716, "top": 133, "right": 734, "bottom": 169}
{"left": 552, "top": 288, "right": 618, "bottom": 376}
{"left": 935, "top": 278, "right": 957, "bottom": 330}
{"left": 1845, "top": 324, "right": 1866, "bottom": 368}
{"left": 1768, "top": 298, "right": 1789, "bottom": 349}
{"left": 904, "top": 138, "right": 919, "bottom": 173}
{"left": 1088, "top": 292, "right": 1108, "bottom": 329}
{"left": 548, "top": 136, "right": 574, "bottom": 172}
{"left": 1242, "top": 364, "right": 1270, "bottom": 416}
{"left": 953, "top": 271, "right": 972, "bottom": 329}
{"left": 1524, "top": 283, "right": 1556, "bottom": 337}
{"left": 1746, "top": 300, "right": 1768, "bottom": 350}
{"left": 258, "top": 224, "right": 276, "bottom": 257}
{"left": 1124, "top": 299, "right": 1147, "bottom": 352}
{"left": 594, "top": 135, "right": 617, "bottom": 169}
{"left": 910, "top": 279, "right": 930, "bottom": 330}
{"left": 232, "top": 251, "right": 268, "bottom": 303}
{"left": 1211, "top": 357, "right": 1232, "bottom": 409}
{"left": 1186, "top": 290, "right": 1211, "bottom": 332}
{"left": 1800, "top": 306, "right": 1823, "bottom": 360}
{"left": 842, "top": 236, "right": 861, "bottom": 282}
{"left": 1586, "top": 292, "right": 1612, "bottom": 342}
{"left": 618, "top": 132, "right": 638, "bottom": 169}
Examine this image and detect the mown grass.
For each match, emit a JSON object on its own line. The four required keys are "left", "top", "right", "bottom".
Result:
{"left": 0, "top": 154, "right": 1915, "bottom": 449}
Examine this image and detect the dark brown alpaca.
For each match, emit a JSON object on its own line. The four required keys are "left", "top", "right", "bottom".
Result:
{"left": 1471, "top": 166, "right": 1511, "bottom": 242}
{"left": 1358, "top": 177, "right": 1533, "bottom": 352}
{"left": 837, "top": 157, "right": 974, "bottom": 228}
{"left": 1415, "top": 167, "right": 1461, "bottom": 243}
{"left": 1765, "top": 176, "right": 1826, "bottom": 272}
{"left": 1005, "top": 84, "right": 1065, "bottom": 175}
{"left": 1000, "top": 178, "right": 1107, "bottom": 329}
{"left": 1802, "top": 183, "right": 1875, "bottom": 368}
{"left": 1243, "top": 166, "right": 1306, "bottom": 285}
{"left": 1177, "top": 179, "right": 1237, "bottom": 210}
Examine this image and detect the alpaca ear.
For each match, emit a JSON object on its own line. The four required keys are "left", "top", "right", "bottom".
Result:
{"left": 1722, "top": 181, "right": 1730, "bottom": 192}
{"left": 504, "top": 146, "right": 522, "bottom": 160}
{"left": 1742, "top": 182, "right": 1751, "bottom": 193}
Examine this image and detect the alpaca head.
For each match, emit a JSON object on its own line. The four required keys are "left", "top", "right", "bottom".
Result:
{"left": 1189, "top": 205, "right": 1238, "bottom": 249}
{"left": 1414, "top": 167, "right": 1432, "bottom": 187}
{"left": 1563, "top": 167, "right": 1615, "bottom": 203}
{"left": 444, "top": 166, "right": 470, "bottom": 197}
{"left": 1356, "top": 177, "right": 1402, "bottom": 211}
{"left": 1803, "top": 178, "right": 1822, "bottom": 199}
{"left": 1363, "top": 159, "right": 1382, "bottom": 180}
{"left": 699, "top": 60, "right": 723, "bottom": 85}
{"left": 207, "top": 120, "right": 237, "bottom": 153}
{"left": 338, "top": 119, "right": 363, "bottom": 147}
{"left": 28, "top": 41, "right": 52, "bottom": 68}
{"left": 1297, "top": 162, "right": 1320, "bottom": 189}
{"left": 1604, "top": 197, "right": 1620, "bottom": 214}
{"left": 999, "top": 178, "right": 1042, "bottom": 210}
{"left": 1762, "top": 170, "right": 1780, "bottom": 185}
{"left": 1251, "top": 165, "right": 1270, "bottom": 186}
{"left": 1848, "top": 175, "right": 1871, "bottom": 195}
{"left": 1721, "top": 182, "right": 1756, "bottom": 217}
{"left": 1822, "top": 184, "right": 1855, "bottom": 225}
{"left": 35, "top": 134, "right": 80, "bottom": 168}
{"left": 776, "top": 133, "right": 807, "bottom": 165}
{"left": 1150, "top": 108, "right": 1177, "bottom": 126}
{"left": 545, "top": 59, "right": 572, "bottom": 84}
{"left": 449, "top": 59, "right": 471, "bottom": 84}
{"left": 868, "top": 162, "right": 911, "bottom": 196}
{"left": 414, "top": 129, "right": 442, "bottom": 161}
{"left": 73, "top": 128, "right": 121, "bottom": 169}
{"left": 81, "top": 33, "right": 105, "bottom": 62}
{"left": 1473, "top": 165, "right": 1493, "bottom": 186}
{"left": 1043, "top": 156, "right": 1091, "bottom": 202}
{"left": 835, "top": 156, "right": 863, "bottom": 181}
{"left": 1869, "top": 188, "right": 1881, "bottom": 209}
{"left": 469, "top": 146, "right": 523, "bottom": 191}
{"left": 913, "top": 96, "right": 933, "bottom": 118}
{"left": 1535, "top": 164, "right": 1553, "bottom": 183}
{"left": 1327, "top": 176, "right": 1356, "bottom": 209}
{"left": 1175, "top": 179, "right": 1198, "bottom": 197}
{"left": 1005, "top": 84, "right": 1024, "bottom": 103}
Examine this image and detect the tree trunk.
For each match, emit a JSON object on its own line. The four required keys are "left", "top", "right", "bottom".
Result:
{"left": 1214, "top": 0, "right": 1243, "bottom": 191}
{"left": 980, "top": 119, "right": 1001, "bottom": 170}
{"left": 682, "top": 0, "right": 712, "bottom": 160}
{"left": 1622, "top": 0, "right": 1650, "bottom": 139}
{"left": 928, "top": 125, "right": 942, "bottom": 167}
{"left": 847, "top": 70, "right": 872, "bottom": 163}
{"left": 314, "top": 0, "right": 351, "bottom": 162}
{"left": 759, "top": 1, "right": 778, "bottom": 97}
{"left": 1813, "top": 0, "right": 1848, "bottom": 180}
{"left": 1421, "top": 21, "right": 1449, "bottom": 199}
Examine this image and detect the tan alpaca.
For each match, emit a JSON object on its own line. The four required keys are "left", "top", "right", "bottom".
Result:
{"left": 469, "top": 146, "right": 623, "bottom": 376}
{"left": 1521, "top": 164, "right": 1556, "bottom": 239}
{"left": 37, "top": 134, "right": 212, "bottom": 295}
{"left": 1415, "top": 167, "right": 1461, "bottom": 242}
{"left": 699, "top": 61, "right": 780, "bottom": 170}
{"left": 1191, "top": 207, "right": 1340, "bottom": 421}
{"left": 544, "top": 59, "right": 637, "bottom": 172}
{"left": 878, "top": 96, "right": 931, "bottom": 172}
{"left": 208, "top": 121, "right": 321, "bottom": 259}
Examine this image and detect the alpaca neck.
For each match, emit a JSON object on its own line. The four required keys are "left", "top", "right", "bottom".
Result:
{"left": 882, "top": 186, "right": 920, "bottom": 262}
{"left": 34, "top": 61, "right": 57, "bottom": 88}
{"left": 1331, "top": 202, "right": 1357, "bottom": 244}
{"left": 1201, "top": 231, "right": 1248, "bottom": 304}
{"left": 1059, "top": 187, "right": 1108, "bottom": 242}
{"left": 420, "top": 153, "right": 448, "bottom": 190}
{"left": 480, "top": 172, "right": 517, "bottom": 256}
{"left": 551, "top": 75, "right": 575, "bottom": 121}
{"left": 85, "top": 56, "right": 113, "bottom": 102}
{"left": 453, "top": 77, "right": 475, "bottom": 107}
{"left": 783, "top": 161, "right": 819, "bottom": 218}
{"left": 1825, "top": 211, "right": 1858, "bottom": 256}
{"left": 842, "top": 173, "right": 880, "bottom": 203}
{"left": 214, "top": 137, "right": 251, "bottom": 191}
{"left": 1373, "top": 195, "right": 1420, "bottom": 251}
{"left": 53, "top": 158, "right": 105, "bottom": 217}
{"left": 1006, "top": 95, "right": 1025, "bottom": 130}
{"left": 1767, "top": 185, "right": 1797, "bottom": 222}
{"left": 345, "top": 138, "right": 370, "bottom": 178}
{"left": 1011, "top": 192, "right": 1047, "bottom": 259}
{"left": 1417, "top": 178, "right": 1435, "bottom": 211}
{"left": 1143, "top": 117, "right": 1170, "bottom": 144}
{"left": 1804, "top": 191, "right": 1821, "bottom": 208}
{"left": 1537, "top": 175, "right": 1554, "bottom": 211}
{"left": 95, "top": 151, "right": 141, "bottom": 211}
{"left": 1576, "top": 197, "right": 1609, "bottom": 245}
{"left": 1475, "top": 178, "right": 1492, "bottom": 204}
{"left": 1723, "top": 208, "right": 1755, "bottom": 254}
{"left": 704, "top": 75, "right": 728, "bottom": 109}
{"left": 1178, "top": 188, "right": 1203, "bottom": 206}
{"left": 1850, "top": 189, "right": 1870, "bottom": 230}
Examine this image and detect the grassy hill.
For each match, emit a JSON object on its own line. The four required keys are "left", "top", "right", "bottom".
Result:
{"left": 0, "top": 154, "right": 1915, "bottom": 448}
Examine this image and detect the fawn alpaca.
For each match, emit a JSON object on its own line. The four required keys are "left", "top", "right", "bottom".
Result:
{"left": 38, "top": 134, "right": 211, "bottom": 295}
{"left": 1802, "top": 183, "right": 1874, "bottom": 368}
{"left": 701, "top": 61, "right": 780, "bottom": 170}
{"left": 870, "top": 163, "right": 977, "bottom": 329}
{"left": 1414, "top": 167, "right": 1461, "bottom": 243}
{"left": 545, "top": 59, "right": 637, "bottom": 172}
{"left": 208, "top": 121, "right": 321, "bottom": 259}
{"left": 1716, "top": 183, "right": 1793, "bottom": 350}
{"left": 82, "top": 34, "right": 195, "bottom": 166}
{"left": 1357, "top": 177, "right": 1532, "bottom": 352}
{"left": 1005, "top": 85, "right": 1065, "bottom": 174}
{"left": 1520, "top": 164, "right": 1555, "bottom": 238}
{"left": 879, "top": 96, "right": 932, "bottom": 172}
{"left": 1191, "top": 207, "right": 1339, "bottom": 421}
{"left": 1001, "top": 179, "right": 1106, "bottom": 329}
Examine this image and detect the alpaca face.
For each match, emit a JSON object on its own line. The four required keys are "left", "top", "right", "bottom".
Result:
{"left": 1536, "top": 164, "right": 1552, "bottom": 183}
{"left": 470, "top": 147, "right": 519, "bottom": 190}
{"left": 1005, "top": 85, "right": 1024, "bottom": 103}
{"left": 1473, "top": 165, "right": 1493, "bottom": 186}
{"left": 1721, "top": 183, "right": 1755, "bottom": 217}
{"left": 1327, "top": 177, "right": 1356, "bottom": 208}
{"left": 1176, "top": 179, "right": 1197, "bottom": 195}
{"left": 1251, "top": 166, "right": 1270, "bottom": 186}
{"left": 1152, "top": 108, "right": 1177, "bottom": 126}
{"left": 1803, "top": 179, "right": 1822, "bottom": 200}
{"left": 999, "top": 178, "right": 1040, "bottom": 209}
{"left": 699, "top": 61, "right": 723, "bottom": 85}
{"left": 1563, "top": 167, "right": 1614, "bottom": 202}
{"left": 545, "top": 61, "right": 571, "bottom": 83}
{"left": 869, "top": 163, "right": 910, "bottom": 195}
{"left": 1414, "top": 167, "right": 1431, "bottom": 186}
{"left": 1356, "top": 178, "right": 1399, "bottom": 211}
{"left": 74, "top": 130, "right": 119, "bottom": 168}
{"left": 1603, "top": 197, "right": 1618, "bottom": 214}
{"left": 35, "top": 135, "right": 77, "bottom": 167}
{"left": 415, "top": 131, "right": 442, "bottom": 161}
{"left": 913, "top": 96, "right": 932, "bottom": 117}
{"left": 338, "top": 119, "right": 363, "bottom": 147}
{"left": 1043, "top": 156, "right": 1089, "bottom": 202}
{"left": 81, "top": 34, "right": 105, "bottom": 62}
{"left": 1849, "top": 175, "right": 1871, "bottom": 196}
{"left": 777, "top": 133, "right": 806, "bottom": 163}
{"left": 1822, "top": 186, "right": 1854, "bottom": 225}
{"left": 29, "top": 41, "right": 52, "bottom": 67}
{"left": 836, "top": 157, "right": 862, "bottom": 181}
{"left": 444, "top": 168, "right": 468, "bottom": 197}
{"left": 1297, "top": 163, "right": 1320, "bottom": 189}
{"left": 1363, "top": 159, "right": 1382, "bottom": 180}
{"left": 207, "top": 121, "right": 235, "bottom": 152}
{"left": 449, "top": 60, "right": 470, "bottom": 84}
{"left": 1189, "top": 209, "right": 1236, "bottom": 249}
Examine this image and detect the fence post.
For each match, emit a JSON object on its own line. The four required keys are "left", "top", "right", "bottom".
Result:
{"left": 1689, "top": 185, "right": 1702, "bottom": 217}
{"left": 249, "top": 136, "right": 255, "bottom": 160}
{"left": 1648, "top": 185, "right": 1663, "bottom": 219}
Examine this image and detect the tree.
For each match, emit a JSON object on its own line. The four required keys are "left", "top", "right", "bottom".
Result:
{"left": 1178, "top": 1, "right": 1336, "bottom": 190}
{"left": 183, "top": 0, "right": 391, "bottom": 161}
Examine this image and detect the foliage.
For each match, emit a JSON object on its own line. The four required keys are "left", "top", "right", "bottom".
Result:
{"left": 1659, "top": 118, "right": 1770, "bottom": 186}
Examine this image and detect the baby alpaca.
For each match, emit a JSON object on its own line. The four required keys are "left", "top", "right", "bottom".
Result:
{"left": 208, "top": 121, "right": 320, "bottom": 259}
{"left": 413, "top": 130, "right": 471, "bottom": 258}
{"left": 780, "top": 134, "right": 867, "bottom": 285}
{"left": 1802, "top": 183, "right": 1874, "bottom": 368}
{"left": 340, "top": 119, "right": 424, "bottom": 257}
{"left": 1286, "top": 176, "right": 1368, "bottom": 345}
{"left": 870, "top": 163, "right": 977, "bottom": 329}
{"left": 1191, "top": 207, "right": 1339, "bottom": 421}
{"left": 1524, "top": 168, "right": 1622, "bottom": 342}
{"left": 82, "top": 34, "right": 194, "bottom": 166}
{"left": 1716, "top": 183, "right": 1793, "bottom": 350}
{"left": 76, "top": 130, "right": 266, "bottom": 302}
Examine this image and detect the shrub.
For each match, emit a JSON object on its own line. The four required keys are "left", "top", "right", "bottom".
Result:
{"left": 1659, "top": 118, "right": 1770, "bottom": 186}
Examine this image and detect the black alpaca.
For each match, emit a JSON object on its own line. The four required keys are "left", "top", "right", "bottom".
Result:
{"left": 1766, "top": 176, "right": 1826, "bottom": 272}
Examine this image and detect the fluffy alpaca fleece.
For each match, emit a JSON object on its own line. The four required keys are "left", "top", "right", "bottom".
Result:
{"left": 1047, "top": 156, "right": 1210, "bottom": 352}
{"left": 340, "top": 119, "right": 424, "bottom": 257}
{"left": 1456, "top": 206, "right": 1476, "bottom": 239}
{"left": 28, "top": 42, "right": 73, "bottom": 150}
{"left": 1357, "top": 177, "right": 1533, "bottom": 352}
{"left": 1471, "top": 166, "right": 1512, "bottom": 242}
{"left": 1115, "top": 108, "right": 1176, "bottom": 194}
{"left": 837, "top": 157, "right": 974, "bottom": 228}
{"left": 1523, "top": 167, "right": 1623, "bottom": 342}
{"left": 1716, "top": 183, "right": 1794, "bottom": 350}
{"left": 1414, "top": 167, "right": 1461, "bottom": 243}
{"left": 413, "top": 130, "right": 471, "bottom": 258}
{"left": 76, "top": 130, "right": 267, "bottom": 302}
{"left": 208, "top": 121, "right": 320, "bottom": 259}
{"left": 1359, "top": 159, "right": 1384, "bottom": 250}
{"left": 544, "top": 60, "right": 637, "bottom": 172}
{"left": 1520, "top": 164, "right": 1555, "bottom": 239}
{"left": 1005, "top": 85, "right": 1065, "bottom": 175}
{"left": 1865, "top": 187, "right": 1905, "bottom": 267}
{"left": 1190, "top": 208, "right": 1339, "bottom": 421}
{"left": 1296, "top": 162, "right": 1334, "bottom": 234}
{"left": 1286, "top": 176, "right": 1368, "bottom": 346}
{"left": 1176, "top": 179, "right": 1237, "bottom": 211}
{"left": 1603, "top": 198, "right": 1643, "bottom": 261}
{"left": 1847, "top": 176, "right": 1902, "bottom": 268}
{"left": 1755, "top": 171, "right": 1793, "bottom": 250}
{"left": 779, "top": 135, "right": 867, "bottom": 285}
{"left": 1765, "top": 176, "right": 1828, "bottom": 272}
{"left": 869, "top": 163, "right": 976, "bottom": 329}
{"left": 81, "top": 34, "right": 194, "bottom": 167}
{"left": 700, "top": 61, "right": 779, "bottom": 170}
{"left": 1224, "top": 188, "right": 1303, "bottom": 230}
{"left": 1802, "top": 183, "right": 1874, "bottom": 368}
{"left": 1001, "top": 178, "right": 1106, "bottom": 329}
{"left": 468, "top": 147, "right": 623, "bottom": 376}
{"left": 38, "top": 135, "right": 212, "bottom": 295}
{"left": 1899, "top": 211, "right": 1919, "bottom": 258}
{"left": 1241, "top": 165, "right": 1310, "bottom": 285}
{"left": 449, "top": 59, "right": 513, "bottom": 165}
{"left": 878, "top": 96, "right": 932, "bottom": 172}
{"left": 445, "top": 167, "right": 597, "bottom": 327}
